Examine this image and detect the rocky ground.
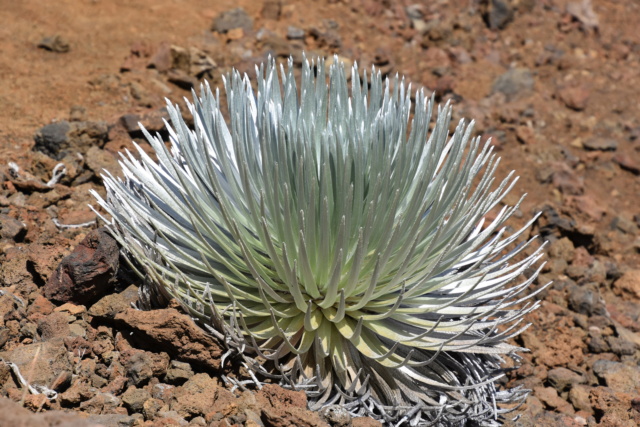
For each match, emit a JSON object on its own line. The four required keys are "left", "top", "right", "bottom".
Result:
{"left": 0, "top": 0, "right": 639, "bottom": 426}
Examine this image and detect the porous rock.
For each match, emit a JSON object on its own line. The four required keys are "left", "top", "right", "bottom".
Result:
{"left": 143, "top": 397, "right": 164, "bottom": 420}
{"left": 613, "top": 269, "right": 640, "bottom": 300}
{"left": 122, "top": 386, "right": 152, "bottom": 413}
{"left": 114, "top": 307, "right": 223, "bottom": 371}
{"left": 0, "top": 338, "right": 73, "bottom": 390}
{"left": 589, "top": 386, "right": 640, "bottom": 425}
{"left": 85, "top": 145, "right": 121, "bottom": 179}
{"left": 533, "top": 386, "right": 574, "bottom": 413}
{"left": 256, "top": 384, "right": 326, "bottom": 427}
{"left": 123, "top": 351, "right": 154, "bottom": 386}
{"left": 0, "top": 244, "right": 67, "bottom": 293}
{"left": 79, "top": 391, "right": 120, "bottom": 415}
{"left": 89, "top": 284, "right": 139, "bottom": 319}
{"left": 568, "top": 384, "right": 593, "bottom": 414}
{"left": 27, "top": 294, "right": 55, "bottom": 320}
{"left": 165, "top": 360, "right": 194, "bottom": 385}
{"left": 37, "top": 311, "right": 71, "bottom": 340}
{"left": 592, "top": 360, "right": 640, "bottom": 394}
{"left": 548, "top": 237, "right": 575, "bottom": 262}
{"left": 171, "top": 373, "right": 222, "bottom": 418}
{"left": 60, "top": 385, "right": 94, "bottom": 407}
{"left": 50, "top": 370, "right": 74, "bottom": 392}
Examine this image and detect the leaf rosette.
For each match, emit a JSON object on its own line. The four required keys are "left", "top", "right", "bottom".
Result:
{"left": 93, "top": 56, "right": 546, "bottom": 425}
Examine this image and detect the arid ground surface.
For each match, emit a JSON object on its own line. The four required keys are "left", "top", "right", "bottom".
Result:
{"left": 0, "top": 0, "right": 639, "bottom": 426}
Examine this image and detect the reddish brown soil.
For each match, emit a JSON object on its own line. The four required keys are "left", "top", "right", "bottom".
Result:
{"left": 1, "top": 0, "right": 639, "bottom": 426}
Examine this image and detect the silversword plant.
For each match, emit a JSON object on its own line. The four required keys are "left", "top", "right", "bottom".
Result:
{"left": 93, "top": 56, "right": 546, "bottom": 426}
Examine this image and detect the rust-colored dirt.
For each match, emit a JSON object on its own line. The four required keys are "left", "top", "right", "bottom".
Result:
{"left": 1, "top": 0, "right": 639, "bottom": 426}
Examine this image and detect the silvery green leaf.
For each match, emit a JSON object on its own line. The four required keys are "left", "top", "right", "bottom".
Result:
{"left": 94, "top": 55, "right": 548, "bottom": 426}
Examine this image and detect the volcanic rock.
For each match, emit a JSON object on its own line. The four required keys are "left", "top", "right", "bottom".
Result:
{"left": 44, "top": 228, "right": 119, "bottom": 305}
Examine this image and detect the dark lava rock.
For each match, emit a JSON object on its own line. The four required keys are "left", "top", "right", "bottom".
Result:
{"left": 491, "top": 68, "right": 534, "bottom": 101}
{"left": 211, "top": 8, "right": 253, "bottom": 34}
{"left": 588, "top": 334, "right": 610, "bottom": 353}
{"left": 538, "top": 205, "right": 577, "bottom": 239}
{"left": 119, "top": 109, "right": 170, "bottom": 139}
{"left": 588, "top": 315, "right": 613, "bottom": 329}
{"left": 44, "top": 228, "right": 119, "bottom": 305}
{"left": 308, "top": 27, "right": 342, "bottom": 50}
{"left": 123, "top": 351, "right": 155, "bottom": 386}
{"left": 568, "top": 284, "right": 606, "bottom": 316}
{"left": 483, "top": 0, "right": 514, "bottom": 30}
{"left": 34, "top": 120, "right": 109, "bottom": 160}
{"left": 34, "top": 122, "right": 70, "bottom": 157}
{"left": 167, "top": 69, "right": 199, "bottom": 90}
